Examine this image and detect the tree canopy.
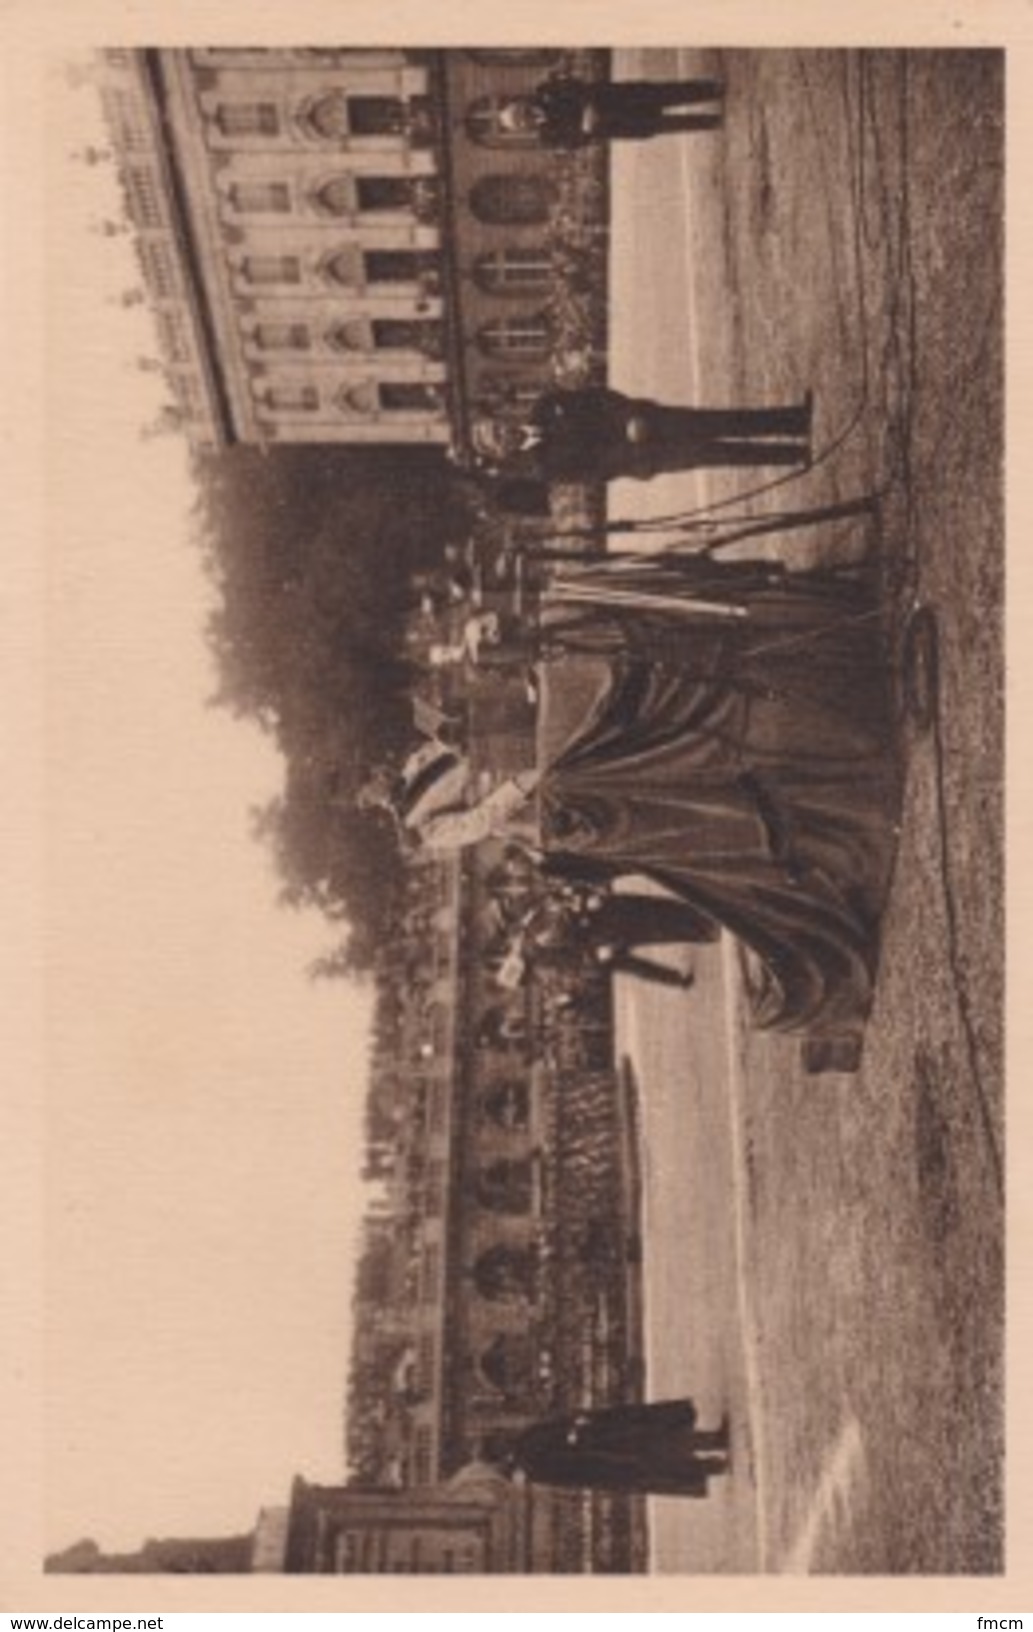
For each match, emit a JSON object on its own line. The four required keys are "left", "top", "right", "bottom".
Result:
{"left": 190, "top": 443, "right": 468, "bottom": 970}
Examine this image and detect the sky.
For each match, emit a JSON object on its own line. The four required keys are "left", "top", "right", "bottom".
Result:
{"left": 40, "top": 62, "right": 374, "bottom": 1554}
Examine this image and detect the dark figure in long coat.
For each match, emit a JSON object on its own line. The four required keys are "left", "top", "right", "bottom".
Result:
{"left": 511, "top": 1398, "right": 730, "bottom": 1497}
{"left": 472, "top": 387, "right": 812, "bottom": 485}
{"left": 571, "top": 885, "right": 719, "bottom": 950}
{"left": 506, "top": 74, "right": 725, "bottom": 147}
{"left": 526, "top": 883, "right": 718, "bottom": 990}
{"left": 534, "top": 558, "right": 903, "bottom": 1041}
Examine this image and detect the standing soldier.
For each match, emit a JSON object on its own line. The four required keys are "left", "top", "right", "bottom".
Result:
{"left": 498, "top": 73, "right": 725, "bottom": 147}
{"left": 471, "top": 385, "right": 814, "bottom": 484}
{"left": 507, "top": 1398, "right": 731, "bottom": 1496}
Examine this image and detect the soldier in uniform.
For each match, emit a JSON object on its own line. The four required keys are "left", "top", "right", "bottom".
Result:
{"left": 509, "top": 1398, "right": 730, "bottom": 1496}
{"left": 499, "top": 73, "right": 725, "bottom": 147}
{"left": 471, "top": 385, "right": 813, "bottom": 484}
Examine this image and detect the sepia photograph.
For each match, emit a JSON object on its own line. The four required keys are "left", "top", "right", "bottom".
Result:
{"left": 5, "top": 22, "right": 1013, "bottom": 1602}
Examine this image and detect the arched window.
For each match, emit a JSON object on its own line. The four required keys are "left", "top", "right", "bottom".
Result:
{"left": 312, "top": 176, "right": 355, "bottom": 215}
{"left": 476, "top": 314, "right": 551, "bottom": 360}
{"left": 479, "top": 1333, "right": 535, "bottom": 1394}
{"left": 465, "top": 96, "right": 541, "bottom": 149}
{"left": 324, "top": 318, "right": 369, "bottom": 351}
{"left": 475, "top": 1157, "right": 535, "bottom": 1215}
{"left": 466, "top": 49, "right": 562, "bottom": 66}
{"left": 484, "top": 877, "right": 533, "bottom": 910}
{"left": 306, "top": 93, "right": 403, "bottom": 141}
{"left": 321, "top": 247, "right": 362, "bottom": 288}
{"left": 473, "top": 247, "right": 551, "bottom": 296}
{"left": 469, "top": 173, "right": 556, "bottom": 226}
{"left": 315, "top": 174, "right": 422, "bottom": 216}
{"left": 305, "top": 93, "right": 348, "bottom": 140}
{"left": 327, "top": 318, "right": 443, "bottom": 357}
{"left": 337, "top": 382, "right": 379, "bottom": 416}
{"left": 480, "top": 1079, "right": 530, "bottom": 1130}
{"left": 473, "top": 1244, "right": 537, "bottom": 1301}
{"left": 332, "top": 381, "right": 444, "bottom": 417}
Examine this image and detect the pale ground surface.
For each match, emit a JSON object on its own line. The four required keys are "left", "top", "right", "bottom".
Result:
{"left": 608, "top": 47, "right": 1004, "bottom": 1573}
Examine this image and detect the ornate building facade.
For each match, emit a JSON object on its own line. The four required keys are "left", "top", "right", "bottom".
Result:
{"left": 85, "top": 46, "right": 637, "bottom": 1573}
{"left": 97, "top": 48, "right": 602, "bottom": 450}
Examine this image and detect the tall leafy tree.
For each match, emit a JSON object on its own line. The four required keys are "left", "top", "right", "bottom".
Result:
{"left": 190, "top": 444, "right": 470, "bottom": 970}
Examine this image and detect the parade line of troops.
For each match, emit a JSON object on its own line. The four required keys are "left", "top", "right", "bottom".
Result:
{"left": 363, "top": 72, "right": 905, "bottom": 1499}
